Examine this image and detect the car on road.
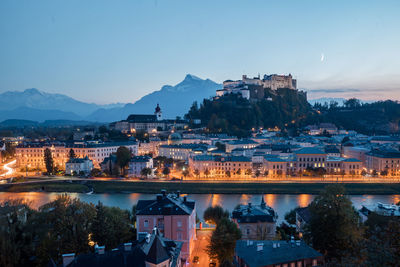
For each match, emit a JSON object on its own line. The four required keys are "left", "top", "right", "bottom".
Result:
{"left": 193, "top": 256, "right": 199, "bottom": 264}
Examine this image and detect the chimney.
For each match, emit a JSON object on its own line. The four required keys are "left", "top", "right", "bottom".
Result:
{"left": 145, "top": 233, "right": 151, "bottom": 243}
{"left": 176, "top": 190, "right": 180, "bottom": 198}
{"left": 62, "top": 253, "right": 75, "bottom": 267}
{"left": 124, "top": 242, "right": 132, "bottom": 251}
{"left": 183, "top": 196, "right": 187, "bottom": 203}
{"left": 161, "top": 189, "right": 166, "bottom": 197}
{"left": 152, "top": 227, "right": 158, "bottom": 235}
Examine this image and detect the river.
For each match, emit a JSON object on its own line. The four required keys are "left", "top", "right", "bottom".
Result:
{"left": 0, "top": 192, "right": 399, "bottom": 223}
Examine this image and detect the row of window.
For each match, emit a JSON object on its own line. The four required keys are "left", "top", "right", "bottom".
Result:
{"left": 299, "top": 157, "right": 325, "bottom": 162}
{"left": 143, "top": 219, "right": 183, "bottom": 228}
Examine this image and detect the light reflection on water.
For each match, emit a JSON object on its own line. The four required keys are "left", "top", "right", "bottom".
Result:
{"left": 0, "top": 192, "right": 399, "bottom": 223}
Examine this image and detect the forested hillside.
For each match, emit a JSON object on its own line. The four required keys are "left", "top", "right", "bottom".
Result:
{"left": 185, "top": 89, "right": 314, "bottom": 137}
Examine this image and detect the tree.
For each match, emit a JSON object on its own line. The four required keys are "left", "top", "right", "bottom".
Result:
{"left": 0, "top": 200, "right": 35, "bottom": 267}
{"left": 341, "top": 136, "right": 350, "bottom": 144}
{"left": 162, "top": 167, "right": 170, "bottom": 177}
{"left": 0, "top": 196, "right": 138, "bottom": 266}
{"left": 203, "top": 206, "right": 229, "bottom": 225}
{"left": 90, "top": 168, "right": 102, "bottom": 177}
{"left": 90, "top": 202, "right": 135, "bottom": 250}
{"left": 204, "top": 169, "right": 210, "bottom": 177}
{"left": 225, "top": 170, "right": 231, "bottom": 178}
{"left": 116, "top": 146, "right": 131, "bottom": 176}
{"left": 245, "top": 169, "right": 252, "bottom": 176}
{"left": 215, "top": 142, "right": 226, "bottom": 152}
{"left": 362, "top": 212, "right": 400, "bottom": 266}
{"left": 68, "top": 148, "right": 76, "bottom": 159}
{"left": 43, "top": 148, "right": 54, "bottom": 174}
{"left": 284, "top": 207, "right": 299, "bottom": 225}
{"left": 194, "top": 169, "right": 200, "bottom": 178}
{"left": 344, "top": 98, "right": 361, "bottom": 109}
{"left": 305, "top": 185, "right": 363, "bottom": 263}
{"left": 206, "top": 217, "right": 241, "bottom": 265}
{"left": 35, "top": 195, "right": 97, "bottom": 265}
{"left": 182, "top": 169, "right": 190, "bottom": 178}
{"left": 255, "top": 170, "right": 261, "bottom": 177}
{"left": 140, "top": 167, "right": 152, "bottom": 178}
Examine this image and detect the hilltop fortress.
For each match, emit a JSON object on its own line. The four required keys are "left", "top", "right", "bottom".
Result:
{"left": 216, "top": 73, "right": 300, "bottom": 100}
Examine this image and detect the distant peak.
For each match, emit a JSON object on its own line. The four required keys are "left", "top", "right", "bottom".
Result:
{"left": 24, "top": 88, "right": 42, "bottom": 94}
{"left": 184, "top": 74, "right": 202, "bottom": 81}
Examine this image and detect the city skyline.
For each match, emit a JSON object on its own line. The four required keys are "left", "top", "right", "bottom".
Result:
{"left": 1, "top": 0, "right": 400, "bottom": 104}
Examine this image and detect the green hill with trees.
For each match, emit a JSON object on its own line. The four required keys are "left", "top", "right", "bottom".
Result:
{"left": 185, "top": 90, "right": 400, "bottom": 137}
{"left": 185, "top": 89, "right": 314, "bottom": 137}
{"left": 313, "top": 98, "right": 400, "bottom": 134}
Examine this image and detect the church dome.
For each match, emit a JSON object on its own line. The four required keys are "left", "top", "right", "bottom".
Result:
{"left": 168, "top": 132, "right": 182, "bottom": 145}
{"left": 168, "top": 132, "right": 182, "bottom": 141}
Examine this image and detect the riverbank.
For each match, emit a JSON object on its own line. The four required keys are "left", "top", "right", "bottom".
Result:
{"left": 1, "top": 180, "right": 400, "bottom": 195}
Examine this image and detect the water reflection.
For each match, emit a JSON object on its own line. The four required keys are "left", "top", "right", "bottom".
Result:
{"left": 265, "top": 194, "right": 276, "bottom": 207}
{"left": 211, "top": 194, "right": 221, "bottom": 207}
{"left": 0, "top": 192, "right": 399, "bottom": 223}
{"left": 298, "top": 194, "right": 312, "bottom": 207}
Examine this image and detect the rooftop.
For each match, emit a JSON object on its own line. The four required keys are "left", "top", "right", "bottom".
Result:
{"left": 235, "top": 239, "right": 322, "bottom": 267}
{"left": 63, "top": 228, "right": 182, "bottom": 267}
{"left": 191, "top": 155, "right": 251, "bottom": 162}
{"left": 232, "top": 197, "right": 277, "bottom": 223}
{"left": 136, "top": 192, "right": 195, "bottom": 216}
{"left": 295, "top": 147, "right": 325, "bottom": 155}
{"left": 366, "top": 149, "right": 400, "bottom": 158}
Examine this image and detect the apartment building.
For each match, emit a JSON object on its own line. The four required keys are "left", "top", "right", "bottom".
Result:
{"left": 16, "top": 141, "right": 138, "bottom": 170}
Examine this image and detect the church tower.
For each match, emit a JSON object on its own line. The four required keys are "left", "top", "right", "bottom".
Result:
{"left": 154, "top": 103, "right": 162, "bottom": 121}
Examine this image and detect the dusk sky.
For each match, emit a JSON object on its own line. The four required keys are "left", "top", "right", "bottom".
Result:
{"left": 1, "top": 0, "right": 399, "bottom": 104}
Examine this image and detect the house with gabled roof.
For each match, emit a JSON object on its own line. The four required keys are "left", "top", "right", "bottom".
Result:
{"left": 232, "top": 197, "right": 277, "bottom": 240}
{"left": 136, "top": 190, "right": 196, "bottom": 263}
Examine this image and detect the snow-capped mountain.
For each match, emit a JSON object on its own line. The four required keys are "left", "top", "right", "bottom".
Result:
{"left": 0, "top": 88, "right": 123, "bottom": 116}
{"left": 0, "top": 74, "right": 221, "bottom": 122}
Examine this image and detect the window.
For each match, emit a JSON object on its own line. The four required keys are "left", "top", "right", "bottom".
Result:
{"left": 144, "top": 220, "right": 149, "bottom": 228}
{"left": 246, "top": 228, "right": 250, "bottom": 235}
{"left": 177, "top": 220, "right": 182, "bottom": 227}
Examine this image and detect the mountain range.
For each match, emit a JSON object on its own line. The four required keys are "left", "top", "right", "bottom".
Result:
{"left": 0, "top": 76, "right": 375, "bottom": 124}
{"left": 0, "top": 74, "right": 221, "bottom": 123}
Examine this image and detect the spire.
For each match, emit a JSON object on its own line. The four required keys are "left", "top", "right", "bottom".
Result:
{"left": 155, "top": 103, "right": 162, "bottom": 121}
{"left": 155, "top": 103, "right": 161, "bottom": 113}
{"left": 261, "top": 195, "right": 266, "bottom": 208}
